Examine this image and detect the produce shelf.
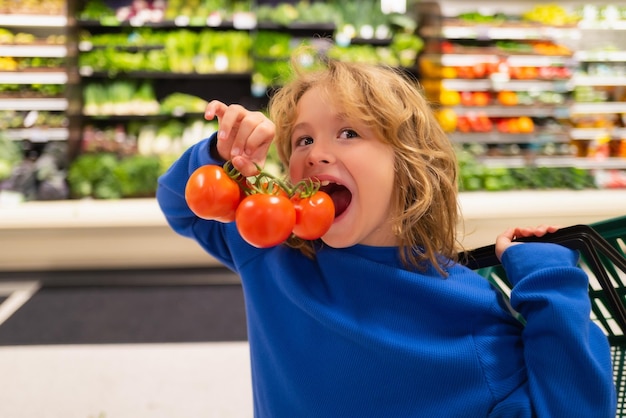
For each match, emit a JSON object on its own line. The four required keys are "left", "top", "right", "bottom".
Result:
{"left": 479, "top": 156, "right": 626, "bottom": 170}
{"left": 78, "top": 69, "right": 252, "bottom": 80}
{"left": 0, "top": 45, "right": 67, "bottom": 58}
{"left": 0, "top": 98, "right": 67, "bottom": 111}
{"left": 4, "top": 128, "right": 68, "bottom": 142}
{"left": 0, "top": 72, "right": 67, "bottom": 85}
{"left": 448, "top": 131, "right": 570, "bottom": 144}
{"left": 0, "top": 14, "right": 67, "bottom": 27}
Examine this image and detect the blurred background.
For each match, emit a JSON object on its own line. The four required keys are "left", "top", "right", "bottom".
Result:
{"left": 1, "top": 0, "right": 626, "bottom": 417}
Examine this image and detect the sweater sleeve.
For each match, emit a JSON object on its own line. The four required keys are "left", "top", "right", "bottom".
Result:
{"left": 156, "top": 133, "right": 238, "bottom": 270}
{"left": 500, "top": 242, "right": 616, "bottom": 417}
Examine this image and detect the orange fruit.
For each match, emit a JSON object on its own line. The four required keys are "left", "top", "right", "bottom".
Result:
{"left": 517, "top": 116, "right": 534, "bottom": 133}
{"left": 498, "top": 91, "right": 518, "bottom": 106}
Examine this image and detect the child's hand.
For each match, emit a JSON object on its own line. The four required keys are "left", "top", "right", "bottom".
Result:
{"left": 205, "top": 100, "right": 275, "bottom": 177}
{"left": 495, "top": 225, "right": 560, "bottom": 261}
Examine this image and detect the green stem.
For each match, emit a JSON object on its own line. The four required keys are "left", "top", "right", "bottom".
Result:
{"left": 222, "top": 160, "right": 321, "bottom": 198}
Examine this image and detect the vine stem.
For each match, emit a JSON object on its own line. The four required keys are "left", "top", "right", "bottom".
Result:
{"left": 221, "top": 160, "right": 321, "bottom": 198}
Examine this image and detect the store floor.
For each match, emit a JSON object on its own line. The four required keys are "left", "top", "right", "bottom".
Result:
{"left": 0, "top": 267, "right": 254, "bottom": 418}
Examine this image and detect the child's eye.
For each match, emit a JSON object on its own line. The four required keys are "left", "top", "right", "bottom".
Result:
{"left": 295, "top": 136, "right": 314, "bottom": 147}
{"left": 339, "top": 129, "right": 359, "bottom": 139}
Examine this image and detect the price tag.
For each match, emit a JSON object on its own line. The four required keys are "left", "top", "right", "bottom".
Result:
{"left": 206, "top": 13, "right": 222, "bottom": 27}
{"left": 79, "top": 66, "right": 94, "bottom": 76}
{"left": 129, "top": 16, "right": 145, "bottom": 27}
{"left": 475, "top": 25, "right": 490, "bottom": 41}
{"left": 78, "top": 41, "right": 93, "bottom": 52}
{"left": 214, "top": 54, "right": 229, "bottom": 72}
{"left": 233, "top": 12, "right": 256, "bottom": 30}
{"left": 381, "top": 0, "right": 406, "bottom": 14}
{"left": 175, "top": 15, "right": 190, "bottom": 27}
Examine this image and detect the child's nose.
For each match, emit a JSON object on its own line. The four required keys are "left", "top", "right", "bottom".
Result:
{"left": 307, "top": 143, "right": 333, "bottom": 166}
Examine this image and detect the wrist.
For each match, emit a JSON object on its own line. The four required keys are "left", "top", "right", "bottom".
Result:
{"left": 208, "top": 132, "right": 227, "bottom": 163}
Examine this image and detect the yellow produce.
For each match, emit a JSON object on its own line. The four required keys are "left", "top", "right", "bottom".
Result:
{"left": 436, "top": 108, "right": 458, "bottom": 133}
{"left": 439, "top": 89, "right": 461, "bottom": 106}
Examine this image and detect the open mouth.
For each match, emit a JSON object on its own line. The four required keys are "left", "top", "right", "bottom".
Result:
{"left": 319, "top": 181, "right": 352, "bottom": 218}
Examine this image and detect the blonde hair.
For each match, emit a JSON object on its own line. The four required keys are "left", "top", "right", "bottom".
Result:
{"left": 270, "top": 57, "right": 460, "bottom": 275}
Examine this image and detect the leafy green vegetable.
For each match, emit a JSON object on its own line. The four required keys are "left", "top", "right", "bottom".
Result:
{"left": 0, "top": 135, "right": 22, "bottom": 181}
{"left": 67, "top": 152, "right": 162, "bottom": 199}
{"left": 160, "top": 93, "right": 208, "bottom": 115}
{"left": 114, "top": 155, "right": 161, "bottom": 197}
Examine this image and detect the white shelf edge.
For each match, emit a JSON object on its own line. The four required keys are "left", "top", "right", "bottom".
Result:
{"left": 0, "top": 72, "right": 67, "bottom": 84}
{"left": 4, "top": 128, "right": 69, "bottom": 142}
{"left": 0, "top": 14, "right": 67, "bottom": 27}
{"left": 0, "top": 98, "right": 67, "bottom": 111}
{"left": 0, "top": 45, "right": 67, "bottom": 58}
{"left": 570, "top": 102, "right": 626, "bottom": 114}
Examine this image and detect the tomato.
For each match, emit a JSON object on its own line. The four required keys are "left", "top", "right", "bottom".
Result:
{"left": 185, "top": 165, "right": 241, "bottom": 222}
{"left": 235, "top": 194, "right": 296, "bottom": 248}
{"left": 292, "top": 191, "right": 335, "bottom": 240}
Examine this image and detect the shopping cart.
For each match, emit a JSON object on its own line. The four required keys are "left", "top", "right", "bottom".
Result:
{"left": 460, "top": 216, "right": 626, "bottom": 417}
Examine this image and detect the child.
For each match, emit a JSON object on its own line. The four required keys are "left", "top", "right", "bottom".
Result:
{"left": 157, "top": 58, "right": 616, "bottom": 417}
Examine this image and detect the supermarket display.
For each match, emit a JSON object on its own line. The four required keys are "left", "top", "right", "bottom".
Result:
{"left": 66, "top": 0, "right": 421, "bottom": 200}
{"left": 0, "top": 0, "right": 69, "bottom": 201}
{"left": 418, "top": 1, "right": 626, "bottom": 190}
{"left": 1, "top": 1, "right": 626, "bottom": 201}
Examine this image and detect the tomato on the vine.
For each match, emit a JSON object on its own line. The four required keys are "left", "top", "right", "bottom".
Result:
{"left": 291, "top": 191, "right": 335, "bottom": 240}
{"left": 185, "top": 165, "right": 241, "bottom": 222}
{"left": 235, "top": 194, "right": 296, "bottom": 248}
{"left": 248, "top": 179, "right": 289, "bottom": 198}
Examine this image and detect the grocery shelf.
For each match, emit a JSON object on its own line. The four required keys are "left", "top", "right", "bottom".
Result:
{"left": 1, "top": 190, "right": 625, "bottom": 272}
{"left": 570, "top": 102, "right": 626, "bottom": 115}
{"left": 570, "top": 128, "right": 626, "bottom": 140}
{"left": 578, "top": 21, "right": 626, "bottom": 31}
{"left": 434, "top": 25, "right": 579, "bottom": 41}
{"left": 441, "top": 79, "right": 571, "bottom": 92}
{"left": 425, "top": 53, "right": 573, "bottom": 67}
{"left": 0, "top": 45, "right": 67, "bottom": 58}
{"left": 4, "top": 128, "right": 69, "bottom": 142}
{"left": 0, "top": 14, "right": 67, "bottom": 27}
{"left": 0, "top": 98, "right": 67, "bottom": 111}
{"left": 449, "top": 105, "right": 569, "bottom": 118}
{"left": 448, "top": 131, "right": 569, "bottom": 144}
{"left": 479, "top": 156, "right": 626, "bottom": 170}
{"left": 575, "top": 51, "right": 626, "bottom": 62}
{"left": 573, "top": 75, "right": 626, "bottom": 87}
{"left": 0, "top": 72, "right": 67, "bottom": 85}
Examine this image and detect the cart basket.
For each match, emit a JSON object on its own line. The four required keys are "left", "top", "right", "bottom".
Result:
{"left": 460, "top": 216, "right": 626, "bottom": 417}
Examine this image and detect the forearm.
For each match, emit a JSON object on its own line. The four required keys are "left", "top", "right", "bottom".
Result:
{"left": 503, "top": 243, "right": 616, "bottom": 417}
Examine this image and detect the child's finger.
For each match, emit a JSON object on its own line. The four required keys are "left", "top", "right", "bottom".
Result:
{"left": 216, "top": 104, "right": 248, "bottom": 146}
{"left": 237, "top": 116, "right": 274, "bottom": 157}
{"left": 513, "top": 224, "right": 560, "bottom": 239}
{"left": 231, "top": 155, "right": 261, "bottom": 177}
{"left": 204, "top": 100, "right": 228, "bottom": 121}
{"left": 495, "top": 228, "right": 517, "bottom": 261}
{"left": 228, "top": 111, "right": 271, "bottom": 159}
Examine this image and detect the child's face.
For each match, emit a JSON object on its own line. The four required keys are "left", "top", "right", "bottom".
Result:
{"left": 288, "top": 87, "right": 398, "bottom": 248}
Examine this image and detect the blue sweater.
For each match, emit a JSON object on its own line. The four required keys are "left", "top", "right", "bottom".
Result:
{"left": 157, "top": 136, "right": 616, "bottom": 417}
